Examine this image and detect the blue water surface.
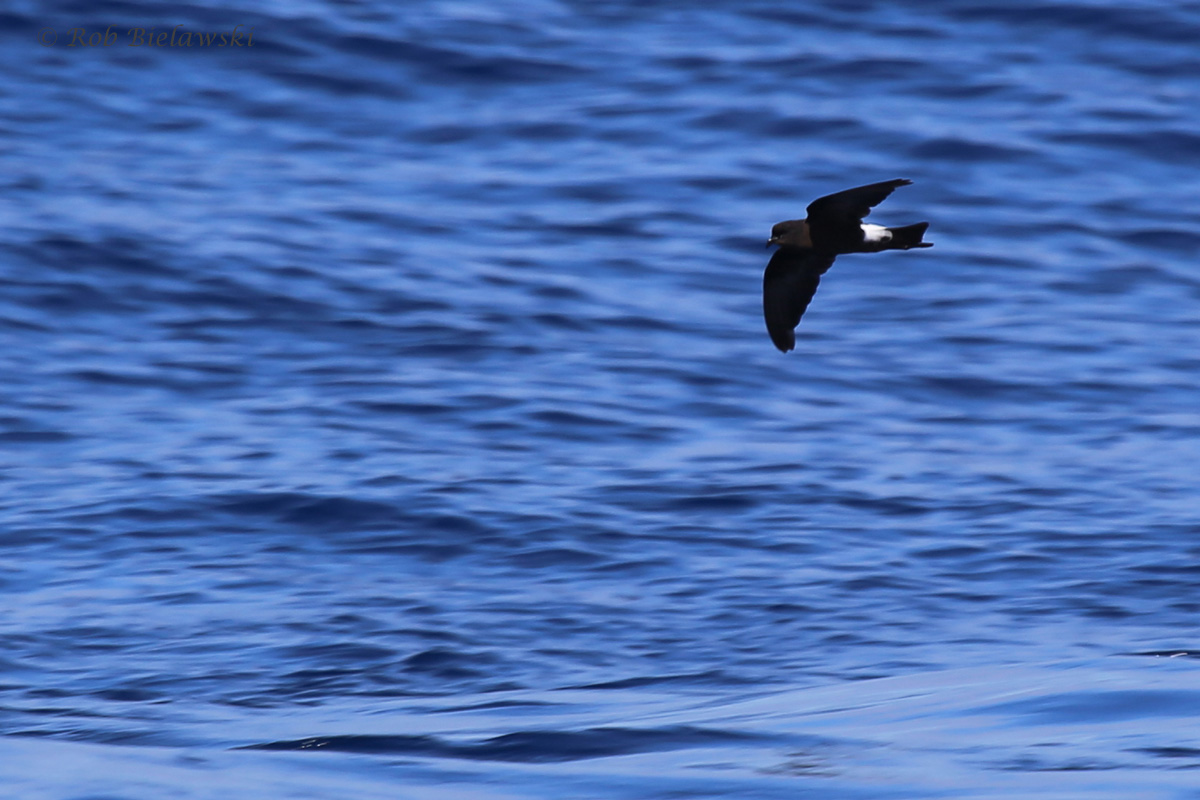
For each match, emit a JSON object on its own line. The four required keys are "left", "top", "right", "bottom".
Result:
{"left": 2, "top": 1, "right": 1200, "bottom": 797}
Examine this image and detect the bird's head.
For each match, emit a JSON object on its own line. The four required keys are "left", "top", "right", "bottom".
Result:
{"left": 766, "top": 219, "right": 811, "bottom": 249}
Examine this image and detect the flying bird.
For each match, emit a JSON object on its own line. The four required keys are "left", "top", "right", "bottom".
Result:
{"left": 763, "top": 179, "right": 932, "bottom": 352}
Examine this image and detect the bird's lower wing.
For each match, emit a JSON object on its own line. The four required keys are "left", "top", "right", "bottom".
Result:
{"left": 763, "top": 249, "right": 836, "bottom": 352}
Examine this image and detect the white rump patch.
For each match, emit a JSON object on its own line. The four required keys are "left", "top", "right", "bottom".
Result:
{"left": 862, "top": 224, "right": 892, "bottom": 243}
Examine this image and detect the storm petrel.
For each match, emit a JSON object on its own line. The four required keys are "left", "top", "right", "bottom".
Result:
{"left": 763, "top": 178, "right": 932, "bottom": 352}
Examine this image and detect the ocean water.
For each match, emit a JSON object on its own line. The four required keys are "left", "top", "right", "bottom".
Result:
{"left": 3, "top": 1, "right": 1200, "bottom": 797}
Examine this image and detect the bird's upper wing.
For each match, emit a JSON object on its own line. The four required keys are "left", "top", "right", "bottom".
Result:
{"left": 805, "top": 178, "right": 912, "bottom": 223}
{"left": 763, "top": 248, "right": 836, "bottom": 352}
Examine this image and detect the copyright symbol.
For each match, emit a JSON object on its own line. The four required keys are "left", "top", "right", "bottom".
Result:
{"left": 38, "top": 27, "right": 56, "bottom": 46}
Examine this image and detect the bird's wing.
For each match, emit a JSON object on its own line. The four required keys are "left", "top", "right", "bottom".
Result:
{"left": 763, "top": 248, "right": 836, "bottom": 352}
{"left": 806, "top": 176, "right": 907, "bottom": 224}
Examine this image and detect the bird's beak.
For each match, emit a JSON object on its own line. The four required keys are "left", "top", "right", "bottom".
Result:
{"left": 766, "top": 236, "right": 779, "bottom": 248}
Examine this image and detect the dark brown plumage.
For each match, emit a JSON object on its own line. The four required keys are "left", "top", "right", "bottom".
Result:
{"left": 763, "top": 179, "right": 932, "bottom": 352}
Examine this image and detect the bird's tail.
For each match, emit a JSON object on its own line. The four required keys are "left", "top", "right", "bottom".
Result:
{"left": 890, "top": 222, "right": 932, "bottom": 250}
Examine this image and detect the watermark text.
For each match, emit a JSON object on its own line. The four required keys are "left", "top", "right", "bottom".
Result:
{"left": 38, "top": 25, "right": 255, "bottom": 47}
